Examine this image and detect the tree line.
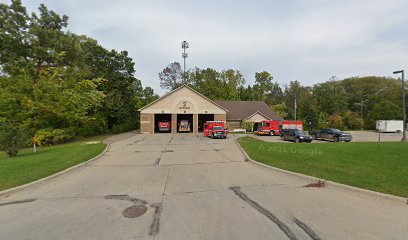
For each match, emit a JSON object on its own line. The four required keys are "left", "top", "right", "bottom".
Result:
{"left": 0, "top": 1, "right": 158, "bottom": 156}
{"left": 159, "top": 62, "right": 406, "bottom": 131}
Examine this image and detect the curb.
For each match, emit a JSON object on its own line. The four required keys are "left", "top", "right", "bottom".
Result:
{"left": 233, "top": 136, "right": 407, "bottom": 204}
{"left": 0, "top": 143, "right": 110, "bottom": 197}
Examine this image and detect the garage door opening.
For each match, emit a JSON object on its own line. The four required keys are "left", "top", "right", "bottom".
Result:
{"left": 253, "top": 122, "right": 261, "bottom": 132}
{"left": 177, "top": 114, "right": 193, "bottom": 133}
{"left": 154, "top": 114, "right": 171, "bottom": 133}
{"left": 198, "top": 114, "right": 214, "bottom": 132}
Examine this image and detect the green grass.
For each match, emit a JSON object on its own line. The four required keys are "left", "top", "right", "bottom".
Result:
{"left": 0, "top": 140, "right": 106, "bottom": 191}
{"left": 238, "top": 137, "right": 408, "bottom": 197}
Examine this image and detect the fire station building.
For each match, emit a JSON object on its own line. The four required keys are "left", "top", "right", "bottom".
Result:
{"left": 138, "top": 84, "right": 282, "bottom": 134}
{"left": 139, "top": 85, "right": 228, "bottom": 134}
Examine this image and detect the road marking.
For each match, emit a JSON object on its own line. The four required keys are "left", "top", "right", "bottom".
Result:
{"left": 230, "top": 186, "right": 299, "bottom": 240}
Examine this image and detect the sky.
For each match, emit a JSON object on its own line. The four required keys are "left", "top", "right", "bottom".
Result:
{"left": 6, "top": 0, "right": 408, "bottom": 94}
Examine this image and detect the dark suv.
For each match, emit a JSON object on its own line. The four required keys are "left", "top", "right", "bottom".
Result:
{"left": 281, "top": 129, "right": 313, "bottom": 143}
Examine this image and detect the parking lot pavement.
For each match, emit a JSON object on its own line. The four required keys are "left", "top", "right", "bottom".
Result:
{"left": 0, "top": 133, "right": 407, "bottom": 240}
{"left": 244, "top": 130, "right": 407, "bottom": 143}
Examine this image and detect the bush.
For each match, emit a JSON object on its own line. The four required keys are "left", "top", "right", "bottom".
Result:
{"left": 0, "top": 121, "right": 30, "bottom": 157}
{"left": 35, "top": 128, "right": 74, "bottom": 146}
{"left": 111, "top": 121, "right": 138, "bottom": 134}
{"left": 242, "top": 121, "right": 254, "bottom": 132}
{"left": 327, "top": 113, "right": 345, "bottom": 129}
{"left": 77, "top": 120, "right": 108, "bottom": 137}
{"left": 343, "top": 111, "right": 364, "bottom": 130}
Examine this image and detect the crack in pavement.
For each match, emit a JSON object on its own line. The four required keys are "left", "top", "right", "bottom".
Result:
{"left": 0, "top": 198, "right": 37, "bottom": 207}
{"left": 230, "top": 186, "right": 299, "bottom": 240}
{"left": 154, "top": 137, "right": 173, "bottom": 165}
{"left": 150, "top": 165, "right": 171, "bottom": 239}
{"left": 293, "top": 217, "right": 322, "bottom": 240}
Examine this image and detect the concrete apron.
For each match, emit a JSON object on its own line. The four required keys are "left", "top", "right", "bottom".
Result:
{"left": 0, "top": 133, "right": 406, "bottom": 240}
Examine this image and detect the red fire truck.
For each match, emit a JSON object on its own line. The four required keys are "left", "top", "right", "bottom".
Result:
{"left": 204, "top": 121, "right": 229, "bottom": 138}
{"left": 178, "top": 120, "right": 191, "bottom": 132}
{"left": 256, "top": 120, "right": 303, "bottom": 136}
{"left": 158, "top": 121, "right": 171, "bottom": 132}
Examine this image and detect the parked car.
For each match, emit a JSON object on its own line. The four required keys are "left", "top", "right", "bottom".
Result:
{"left": 257, "top": 120, "right": 303, "bottom": 136}
{"left": 309, "top": 128, "right": 352, "bottom": 142}
{"left": 281, "top": 129, "right": 312, "bottom": 143}
{"left": 178, "top": 120, "right": 191, "bottom": 132}
{"left": 209, "top": 125, "right": 228, "bottom": 139}
{"left": 158, "top": 121, "right": 170, "bottom": 132}
{"left": 280, "top": 128, "right": 292, "bottom": 139}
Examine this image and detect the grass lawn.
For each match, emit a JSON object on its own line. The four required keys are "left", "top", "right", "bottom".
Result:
{"left": 238, "top": 137, "right": 408, "bottom": 197}
{"left": 0, "top": 139, "right": 107, "bottom": 191}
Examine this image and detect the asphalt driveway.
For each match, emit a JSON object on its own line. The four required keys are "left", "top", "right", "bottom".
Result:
{"left": 0, "top": 133, "right": 407, "bottom": 240}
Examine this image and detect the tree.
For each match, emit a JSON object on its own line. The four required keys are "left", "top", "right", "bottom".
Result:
{"left": 221, "top": 69, "right": 246, "bottom": 100}
{"left": 253, "top": 71, "right": 274, "bottom": 101}
{"left": 0, "top": 0, "right": 32, "bottom": 75}
{"left": 0, "top": 0, "right": 80, "bottom": 78}
{"left": 341, "top": 76, "right": 401, "bottom": 124}
{"left": 283, "top": 80, "right": 311, "bottom": 120}
{"left": 0, "top": 120, "right": 29, "bottom": 157}
{"left": 298, "top": 94, "right": 319, "bottom": 130}
{"left": 159, "top": 62, "right": 184, "bottom": 91}
{"left": 327, "top": 113, "right": 345, "bottom": 129}
{"left": 366, "top": 100, "right": 401, "bottom": 129}
{"left": 80, "top": 36, "right": 145, "bottom": 129}
{"left": 238, "top": 85, "right": 254, "bottom": 101}
{"left": 135, "top": 87, "right": 159, "bottom": 110}
{"left": 343, "top": 111, "right": 364, "bottom": 130}
{"left": 271, "top": 103, "right": 289, "bottom": 119}
{"left": 313, "top": 77, "right": 348, "bottom": 115}
{"left": 0, "top": 0, "right": 158, "bottom": 142}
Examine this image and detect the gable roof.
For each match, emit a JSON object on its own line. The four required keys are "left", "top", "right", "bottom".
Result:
{"left": 138, "top": 84, "right": 228, "bottom": 112}
{"left": 246, "top": 111, "right": 271, "bottom": 120}
{"left": 214, "top": 101, "right": 283, "bottom": 121}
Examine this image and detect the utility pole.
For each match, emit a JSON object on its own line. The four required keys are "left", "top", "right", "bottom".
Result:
{"left": 294, "top": 93, "right": 297, "bottom": 121}
{"left": 181, "top": 40, "right": 189, "bottom": 81}
{"left": 360, "top": 96, "right": 363, "bottom": 119}
{"left": 393, "top": 70, "right": 406, "bottom": 142}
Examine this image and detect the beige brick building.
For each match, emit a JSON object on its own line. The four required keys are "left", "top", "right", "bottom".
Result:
{"left": 139, "top": 85, "right": 228, "bottom": 134}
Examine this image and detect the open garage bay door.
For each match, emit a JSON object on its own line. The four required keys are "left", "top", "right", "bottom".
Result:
{"left": 177, "top": 114, "right": 193, "bottom": 133}
{"left": 198, "top": 114, "right": 214, "bottom": 132}
{"left": 154, "top": 114, "right": 171, "bottom": 133}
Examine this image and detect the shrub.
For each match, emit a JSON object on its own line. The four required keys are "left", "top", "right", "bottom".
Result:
{"left": 111, "top": 121, "right": 138, "bottom": 134}
{"left": 343, "top": 111, "right": 364, "bottom": 130}
{"left": 0, "top": 121, "right": 30, "bottom": 157}
{"left": 242, "top": 121, "right": 254, "bottom": 132}
{"left": 77, "top": 120, "right": 108, "bottom": 137}
{"left": 327, "top": 113, "right": 345, "bottom": 129}
{"left": 35, "top": 128, "right": 74, "bottom": 146}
